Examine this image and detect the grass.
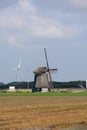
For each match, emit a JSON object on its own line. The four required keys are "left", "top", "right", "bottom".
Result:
{"left": 0, "top": 91, "right": 87, "bottom": 96}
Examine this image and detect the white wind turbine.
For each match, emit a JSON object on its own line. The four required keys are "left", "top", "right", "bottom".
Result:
{"left": 13, "top": 57, "right": 24, "bottom": 82}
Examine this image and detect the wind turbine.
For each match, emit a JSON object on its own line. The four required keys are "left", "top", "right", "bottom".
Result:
{"left": 13, "top": 57, "right": 24, "bottom": 82}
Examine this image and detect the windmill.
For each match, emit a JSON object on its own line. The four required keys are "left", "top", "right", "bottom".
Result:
{"left": 13, "top": 57, "right": 24, "bottom": 82}
{"left": 33, "top": 48, "right": 57, "bottom": 92}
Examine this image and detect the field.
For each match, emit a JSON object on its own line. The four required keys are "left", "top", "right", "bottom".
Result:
{"left": 0, "top": 92, "right": 87, "bottom": 129}
{"left": 1, "top": 90, "right": 87, "bottom": 96}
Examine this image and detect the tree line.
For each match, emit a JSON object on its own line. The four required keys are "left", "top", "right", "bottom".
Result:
{"left": 0, "top": 80, "right": 86, "bottom": 90}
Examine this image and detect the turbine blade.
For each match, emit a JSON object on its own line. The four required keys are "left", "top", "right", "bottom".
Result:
{"left": 17, "top": 57, "right": 22, "bottom": 69}
{"left": 12, "top": 67, "right": 17, "bottom": 70}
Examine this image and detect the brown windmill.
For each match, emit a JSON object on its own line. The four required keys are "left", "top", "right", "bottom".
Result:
{"left": 33, "top": 48, "right": 57, "bottom": 92}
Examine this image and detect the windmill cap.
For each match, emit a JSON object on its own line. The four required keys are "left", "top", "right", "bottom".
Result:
{"left": 33, "top": 67, "right": 47, "bottom": 74}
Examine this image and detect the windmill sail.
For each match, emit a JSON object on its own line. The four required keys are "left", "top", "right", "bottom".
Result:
{"left": 44, "top": 48, "right": 53, "bottom": 89}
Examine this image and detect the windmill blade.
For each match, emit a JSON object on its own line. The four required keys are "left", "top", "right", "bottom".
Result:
{"left": 48, "top": 72, "right": 53, "bottom": 88}
{"left": 44, "top": 48, "right": 53, "bottom": 88}
{"left": 44, "top": 48, "right": 49, "bottom": 70}
{"left": 49, "top": 68, "right": 58, "bottom": 72}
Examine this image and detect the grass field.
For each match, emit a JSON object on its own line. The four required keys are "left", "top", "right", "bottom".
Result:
{"left": 0, "top": 92, "right": 87, "bottom": 129}
{"left": 0, "top": 91, "right": 87, "bottom": 96}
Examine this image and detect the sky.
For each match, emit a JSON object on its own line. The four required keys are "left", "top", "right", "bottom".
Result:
{"left": 0, "top": 0, "right": 87, "bottom": 83}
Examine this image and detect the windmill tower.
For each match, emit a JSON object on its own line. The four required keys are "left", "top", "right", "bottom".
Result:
{"left": 33, "top": 48, "right": 57, "bottom": 92}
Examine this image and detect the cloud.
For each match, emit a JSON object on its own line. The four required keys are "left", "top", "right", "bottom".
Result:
{"left": 69, "top": 0, "right": 87, "bottom": 8}
{"left": 7, "top": 35, "right": 41, "bottom": 48}
{"left": 7, "top": 35, "right": 16, "bottom": 45}
{"left": 0, "top": 0, "right": 84, "bottom": 48}
{"left": 32, "top": 20, "right": 77, "bottom": 39}
{"left": 18, "top": 0, "right": 36, "bottom": 12}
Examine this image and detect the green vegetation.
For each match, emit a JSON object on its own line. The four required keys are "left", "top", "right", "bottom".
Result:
{"left": 53, "top": 80, "right": 86, "bottom": 88}
{"left": 0, "top": 80, "right": 87, "bottom": 97}
{"left": 0, "top": 81, "right": 34, "bottom": 90}
{"left": 0, "top": 91, "right": 87, "bottom": 96}
{"left": 0, "top": 80, "right": 86, "bottom": 90}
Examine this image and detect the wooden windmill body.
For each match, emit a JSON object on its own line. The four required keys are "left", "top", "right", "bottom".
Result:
{"left": 33, "top": 48, "right": 57, "bottom": 92}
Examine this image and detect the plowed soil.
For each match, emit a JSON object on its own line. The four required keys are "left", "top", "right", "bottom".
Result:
{"left": 0, "top": 96, "right": 87, "bottom": 130}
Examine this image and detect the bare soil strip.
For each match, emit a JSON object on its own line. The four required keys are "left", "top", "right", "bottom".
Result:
{"left": 0, "top": 96, "right": 87, "bottom": 129}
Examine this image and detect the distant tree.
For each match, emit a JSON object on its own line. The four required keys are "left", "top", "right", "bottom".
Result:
{"left": 0, "top": 80, "right": 86, "bottom": 90}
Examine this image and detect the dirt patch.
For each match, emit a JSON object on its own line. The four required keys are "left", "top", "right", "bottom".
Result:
{"left": 0, "top": 96, "right": 87, "bottom": 129}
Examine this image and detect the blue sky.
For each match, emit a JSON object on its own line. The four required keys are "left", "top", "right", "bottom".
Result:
{"left": 0, "top": 0, "right": 87, "bottom": 83}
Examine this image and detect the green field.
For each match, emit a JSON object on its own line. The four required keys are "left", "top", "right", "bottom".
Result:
{"left": 0, "top": 91, "right": 87, "bottom": 96}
